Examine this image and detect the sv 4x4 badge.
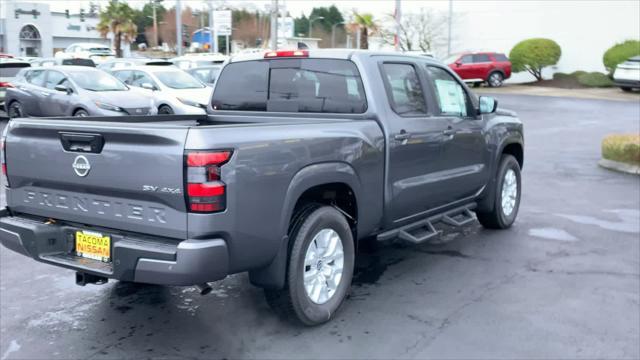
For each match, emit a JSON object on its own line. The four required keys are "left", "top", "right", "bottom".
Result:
{"left": 142, "top": 185, "right": 182, "bottom": 195}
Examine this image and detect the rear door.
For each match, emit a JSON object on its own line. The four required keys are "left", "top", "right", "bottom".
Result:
{"left": 472, "top": 54, "right": 492, "bottom": 80}
{"left": 5, "top": 119, "right": 189, "bottom": 239}
{"left": 381, "top": 60, "right": 451, "bottom": 223}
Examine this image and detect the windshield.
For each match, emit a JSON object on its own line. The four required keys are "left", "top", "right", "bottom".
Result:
{"left": 154, "top": 71, "right": 204, "bottom": 89}
{"left": 89, "top": 47, "right": 112, "bottom": 53}
{"left": 67, "top": 70, "right": 128, "bottom": 91}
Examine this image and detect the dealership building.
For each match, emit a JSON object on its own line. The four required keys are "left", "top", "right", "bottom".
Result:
{"left": 0, "top": 1, "right": 109, "bottom": 57}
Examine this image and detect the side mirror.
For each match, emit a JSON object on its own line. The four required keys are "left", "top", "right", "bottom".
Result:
{"left": 478, "top": 96, "right": 498, "bottom": 114}
{"left": 455, "top": 61, "right": 462, "bottom": 67}
{"left": 141, "top": 82, "right": 155, "bottom": 91}
{"left": 54, "top": 84, "right": 72, "bottom": 94}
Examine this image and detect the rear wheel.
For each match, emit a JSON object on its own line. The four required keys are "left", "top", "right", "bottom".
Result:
{"left": 487, "top": 71, "right": 504, "bottom": 87}
{"left": 158, "top": 105, "right": 174, "bottom": 115}
{"left": 8, "top": 101, "right": 23, "bottom": 118}
{"left": 476, "top": 154, "right": 521, "bottom": 229}
{"left": 620, "top": 86, "right": 633, "bottom": 92}
{"left": 74, "top": 109, "right": 89, "bottom": 117}
{"left": 264, "top": 205, "right": 355, "bottom": 326}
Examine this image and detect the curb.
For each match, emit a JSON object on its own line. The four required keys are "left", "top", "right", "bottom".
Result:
{"left": 598, "top": 158, "right": 640, "bottom": 175}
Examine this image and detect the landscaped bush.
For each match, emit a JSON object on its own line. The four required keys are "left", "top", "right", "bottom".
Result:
{"left": 577, "top": 72, "right": 614, "bottom": 87}
{"left": 603, "top": 40, "right": 640, "bottom": 75}
{"left": 602, "top": 134, "right": 640, "bottom": 166}
{"left": 509, "top": 38, "right": 562, "bottom": 81}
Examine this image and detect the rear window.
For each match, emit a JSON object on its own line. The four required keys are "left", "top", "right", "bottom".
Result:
{"left": 494, "top": 53, "right": 509, "bottom": 61}
{"left": 211, "top": 59, "right": 367, "bottom": 113}
{"left": 0, "top": 63, "right": 30, "bottom": 77}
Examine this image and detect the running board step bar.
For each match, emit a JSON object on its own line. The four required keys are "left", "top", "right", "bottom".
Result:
{"left": 377, "top": 204, "right": 477, "bottom": 244}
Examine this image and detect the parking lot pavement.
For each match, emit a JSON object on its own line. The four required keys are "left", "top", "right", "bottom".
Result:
{"left": 478, "top": 85, "right": 640, "bottom": 102}
{"left": 1, "top": 94, "right": 639, "bottom": 360}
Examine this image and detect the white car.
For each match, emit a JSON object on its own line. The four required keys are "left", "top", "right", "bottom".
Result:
{"left": 170, "top": 53, "right": 228, "bottom": 70}
{"left": 54, "top": 43, "right": 115, "bottom": 65}
{"left": 111, "top": 65, "right": 213, "bottom": 114}
{"left": 613, "top": 56, "right": 640, "bottom": 92}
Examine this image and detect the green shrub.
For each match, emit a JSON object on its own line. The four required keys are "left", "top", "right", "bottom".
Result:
{"left": 570, "top": 70, "right": 587, "bottom": 77}
{"left": 602, "top": 134, "right": 640, "bottom": 166}
{"left": 509, "top": 38, "right": 562, "bottom": 81}
{"left": 577, "top": 72, "right": 614, "bottom": 87}
{"left": 603, "top": 40, "right": 640, "bottom": 74}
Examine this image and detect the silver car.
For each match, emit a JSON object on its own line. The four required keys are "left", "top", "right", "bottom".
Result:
{"left": 111, "top": 65, "right": 212, "bottom": 114}
{"left": 5, "top": 66, "right": 156, "bottom": 118}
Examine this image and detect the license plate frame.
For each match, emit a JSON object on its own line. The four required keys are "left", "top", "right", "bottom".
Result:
{"left": 75, "top": 230, "right": 111, "bottom": 263}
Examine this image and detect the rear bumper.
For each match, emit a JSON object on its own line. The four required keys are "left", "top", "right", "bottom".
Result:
{"left": 0, "top": 208, "right": 229, "bottom": 286}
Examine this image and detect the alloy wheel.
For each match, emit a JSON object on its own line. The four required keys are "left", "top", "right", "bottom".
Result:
{"left": 303, "top": 228, "right": 344, "bottom": 305}
{"left": 501, "top": 168, "right": 518, "bottom": 216}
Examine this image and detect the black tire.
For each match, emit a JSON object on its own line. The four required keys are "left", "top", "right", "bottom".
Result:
{"left": 74, "top": 109, "right": 89, "bottom": 117}
{"left": 472, "top": 82, "right": 482, "bottom": 88}
{"left": 476, "top": 154, "right": 521, "bottom": 229}
{"left": 487, "top": 71, "right": 504, "bottom": 87}
{"left": 620, "top": 87, "right": 632, "bottom": 92}
{"left": 158, "top": 105, "right": 174, "bottom": 115}
{"left": 264, "top": 205, "right": 355, "bottom": 326}
{"left": 7, "top": 101, "right": 23, "bottom": 118}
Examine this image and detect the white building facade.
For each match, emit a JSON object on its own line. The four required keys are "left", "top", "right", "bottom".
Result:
{"left": 0, "top": 2, "right": 109, "bottom": 57}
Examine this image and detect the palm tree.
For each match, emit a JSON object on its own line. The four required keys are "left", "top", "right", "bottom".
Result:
{"left": 353, "top": 13, "right": 377, "bottom": 49}
{"left": 97, "top": 1, "right": 137, "bottom": 58}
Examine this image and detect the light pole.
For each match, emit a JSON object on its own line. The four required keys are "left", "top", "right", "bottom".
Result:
{"left": 175, "top": 0, "right": 182, "bottom": 56}
{"left": 331, "top": 21, "right": 345, "bottom": 48}
{"left": 308, "top": 16, "right": 324, "bottom": 38}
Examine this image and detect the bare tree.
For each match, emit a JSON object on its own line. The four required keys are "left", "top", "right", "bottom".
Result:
{"left": 380, "top": 8, "right": 449, "bottom": 54}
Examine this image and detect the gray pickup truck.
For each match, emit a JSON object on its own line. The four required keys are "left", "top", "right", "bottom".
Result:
{"left": 0, "top": 50, "right": 523, "bottom": 325}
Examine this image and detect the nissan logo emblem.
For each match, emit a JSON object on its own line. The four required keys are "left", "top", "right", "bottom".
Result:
{"left": 72, "top": 155, "right": 91, "bottom": 177}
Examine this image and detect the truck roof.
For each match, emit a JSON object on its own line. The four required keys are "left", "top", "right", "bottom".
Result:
{"left": 229, "top": 49, "right": 444, "bottom": 65}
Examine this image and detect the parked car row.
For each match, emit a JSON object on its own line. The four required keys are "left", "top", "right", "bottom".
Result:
{"left": 0, "top": 49, "right": 226, "bottom": 118}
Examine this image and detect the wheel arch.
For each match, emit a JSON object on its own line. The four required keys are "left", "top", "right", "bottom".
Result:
{"left": 477, "top": 139, "right": 524, "bottom": 213}
{"left": 249, "top": 162, "right": 362, "bottom": 289}
{"left": 486, "top": 68, "right": 505, "bottom": 81}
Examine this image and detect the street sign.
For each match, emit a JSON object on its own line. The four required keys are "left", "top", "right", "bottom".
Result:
{"left": 277, "top": 17, "right": 294, "bottom": 39}
{"left": 213, "top": 10, "right": 232, "bottom": 36}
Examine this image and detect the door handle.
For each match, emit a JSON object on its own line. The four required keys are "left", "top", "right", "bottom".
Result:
{"left": 394, "top": 131, "right": 412, "bottom": 141}
{"left": 40, "top": 91, "right": 51, "bottom": 96}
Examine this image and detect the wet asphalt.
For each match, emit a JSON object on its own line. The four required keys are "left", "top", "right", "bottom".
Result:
{"left": 1, "top": 94, "right": 639, "bottom": 359}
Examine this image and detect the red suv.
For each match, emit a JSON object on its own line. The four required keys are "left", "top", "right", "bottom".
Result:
{"left": 445, "top": 52, "right": 511, "bottom": 87}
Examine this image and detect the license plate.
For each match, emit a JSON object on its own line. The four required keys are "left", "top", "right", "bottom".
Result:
{"left": 75, "top": 231, "right": 111, "bottom": 262}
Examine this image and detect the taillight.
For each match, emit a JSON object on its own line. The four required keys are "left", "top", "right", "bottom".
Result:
{"left": 0, "top": 82, "right": 14, "bottom": 88}
{"left": 1, "top": 138, "right": 8, "bottom": 187}
{"left": 185, "top": 150, "right": 231, "bottom": 213}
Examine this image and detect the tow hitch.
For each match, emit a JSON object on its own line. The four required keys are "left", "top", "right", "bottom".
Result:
{"left": 75, "top": 272, "right": 108, "bottom": 286}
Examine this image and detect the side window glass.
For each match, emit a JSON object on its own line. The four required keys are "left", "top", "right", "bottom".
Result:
{"left": 44, "top": 71, "right": 66, "bottom": 89}
{"left": 382, "top": 63, "right": 427, "bottom": 116}
{"left": 114, "top": 71, "right": 132, "bottom": 84}
{"left": 25, "top": 70, "right": 46, "bottom": 86}
{"left": 131, "top": 71, "right": 155, "bottom": 87}
{"left": 426, "top": 66, "right": 471, "bottom": 117}
{"left": 459, "top": 55, "right": 473, "bottom": 64}
{"left": 473, "top": 54, "right": 490, "bottom": 63}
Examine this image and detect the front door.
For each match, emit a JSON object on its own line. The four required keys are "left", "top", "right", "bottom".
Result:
{"left": 423, "top": 65, "right": 490, "bottom": 201}
{"left": 41, "top": 70, "right": 70, "bottom": 116}
{"left": 382, "top": 61, "right": 451, "bottom": 224}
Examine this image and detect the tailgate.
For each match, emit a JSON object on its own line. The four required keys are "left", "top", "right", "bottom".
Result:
{"left": 4, "top": 119, "right": 189, "bottom": 239}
